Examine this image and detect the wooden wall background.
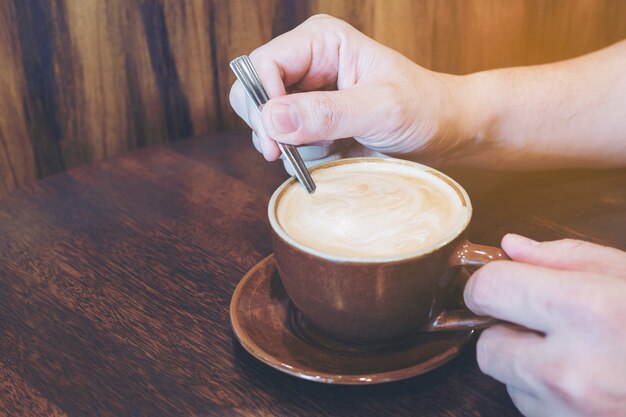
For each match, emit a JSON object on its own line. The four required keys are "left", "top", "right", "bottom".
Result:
{"left": 1, "top": 0, "right": 626, "bottom": 196}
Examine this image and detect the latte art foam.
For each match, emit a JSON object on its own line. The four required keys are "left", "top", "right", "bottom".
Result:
{"left": 276, "top": 161, "right": 464, "bottom": 259}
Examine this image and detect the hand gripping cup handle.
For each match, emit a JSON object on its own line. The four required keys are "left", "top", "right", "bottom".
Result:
{"left": 421, "top": 241, "right": 509, "bottom": 332}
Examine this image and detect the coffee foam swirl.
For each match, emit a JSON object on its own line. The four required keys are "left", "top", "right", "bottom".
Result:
{"left": 276, "top": 161, "right": 464, "bottom": 259}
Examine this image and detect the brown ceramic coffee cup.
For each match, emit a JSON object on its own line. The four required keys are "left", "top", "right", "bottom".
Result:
{"left": 268, "top": 157, "right": 507, "bottom": 344}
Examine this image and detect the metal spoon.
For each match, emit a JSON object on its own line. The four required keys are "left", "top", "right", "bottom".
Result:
{"left": 230, "top": 55, "right": 316, "bottom": 194}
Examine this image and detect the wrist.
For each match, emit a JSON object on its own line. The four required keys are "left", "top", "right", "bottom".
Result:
{"left": 442, "top": 71, "right": 503, "bottom": 164}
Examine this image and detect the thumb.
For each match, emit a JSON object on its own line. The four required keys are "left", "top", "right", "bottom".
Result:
{"left": 502, "top": 234, "right": 626, "bottom": 278}
{"left": 261, "top": 85, "right": 393, "bottom": 145}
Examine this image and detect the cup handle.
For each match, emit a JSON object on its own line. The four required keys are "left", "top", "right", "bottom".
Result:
{"left": 421, "top": 241, "right": 509, "bottom": 332}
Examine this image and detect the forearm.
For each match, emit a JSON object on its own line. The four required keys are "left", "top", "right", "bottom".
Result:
{"left": 451, "top": 40, "right": 626, "bottom": 169}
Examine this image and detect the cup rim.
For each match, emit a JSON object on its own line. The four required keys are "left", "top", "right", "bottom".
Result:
{"left": 268, "top": 157, "right": 473, "bottom": 263}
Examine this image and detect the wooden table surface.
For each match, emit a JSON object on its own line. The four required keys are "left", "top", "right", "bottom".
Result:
{"left": 0, "top": 130, "right": 624, "bottom": 417}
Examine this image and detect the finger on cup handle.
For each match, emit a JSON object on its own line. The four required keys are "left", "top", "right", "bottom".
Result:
{"left": 476, "top": 323, "right": 546, "bottom": 391}
{"left": 502, "top": 233, "right": 626, "bottom": 278}
{"left": 463, "top": 258, "right": 610, "bottom": 334}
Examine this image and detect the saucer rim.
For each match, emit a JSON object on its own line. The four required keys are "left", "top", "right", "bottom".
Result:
{"left": 230, "top": 254, "right": 475, "bottom": 385}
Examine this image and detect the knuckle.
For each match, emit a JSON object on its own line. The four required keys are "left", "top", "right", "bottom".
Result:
{"left": 540, "top": 361, "right": 587, "bottom": 406}
{"left": 549, "top": 238, "right": 626, "bottom": 277}
{"left": 309, "top": 95, "right": 338, "bottom": 136}
{"left": 532, "top": 283, "right": 594, "bottom": 329}
{"left": 305, "top": 15, "right": 353, "bottom": 36}
{"left": 579, "top": 285, "right": 626, "bottom": 332}
{"left": 380, "top": 84, "right": 409, "bottom": 128}
{"left": 305, "top": 14, "right": 342, "bottom": 28}
{"left": 551, "top": 283, "right": 613, "bottom": 329}
{"left": 306, "top": 13, "right": 335, "bottom": 22}
{"left": 544, "top": 284, "right": 582, "bottom": 318}
{"left": 553, "top": 238, "right": 589, "bottom": 253}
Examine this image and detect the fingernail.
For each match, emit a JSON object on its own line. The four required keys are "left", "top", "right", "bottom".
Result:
{"left": 271, "top": 103, "right": 300, "bottom": 134}
{"left": 505, "top": 233, "right": 539, "bottom": 247}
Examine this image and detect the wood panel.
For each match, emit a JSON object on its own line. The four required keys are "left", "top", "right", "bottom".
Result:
{"left": 311, "top": 0, "right": 626, "bottom": 72}
{"left": 1, "top": 0, "right": 626, "bottom": 196}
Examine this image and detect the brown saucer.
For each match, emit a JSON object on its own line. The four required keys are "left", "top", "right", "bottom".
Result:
{"left": 230, "top": 255, "right": 475, "bottom": 385}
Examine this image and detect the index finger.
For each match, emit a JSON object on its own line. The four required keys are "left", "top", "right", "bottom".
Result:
{"left": 464, "top": 260, "right": 604, "bottom": 333}
{"left": 248, "top": 15, "right": 353, "bottom": 97}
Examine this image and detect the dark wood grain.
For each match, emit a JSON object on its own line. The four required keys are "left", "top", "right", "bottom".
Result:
{"left": 0, "top": 130, "right": 624, "bottom": 416}
{"left": 2, "top": 0, "right": 626, "bottom": 196}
